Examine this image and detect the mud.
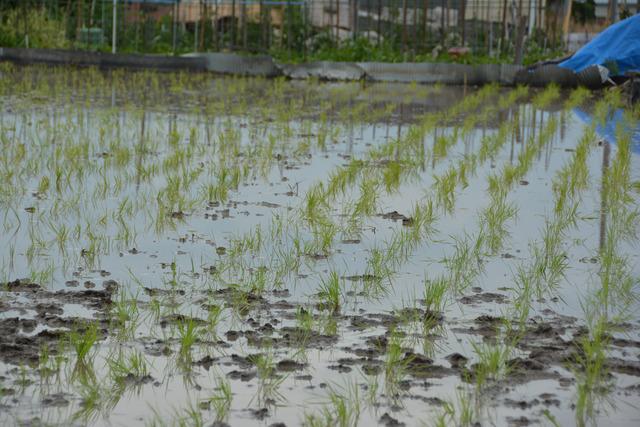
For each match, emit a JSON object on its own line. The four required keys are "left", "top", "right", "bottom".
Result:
{"left": 0, "top": 279, "right": 116, "bottom": 365}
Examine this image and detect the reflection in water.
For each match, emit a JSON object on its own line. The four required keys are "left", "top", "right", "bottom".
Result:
{"left": 574, "top": 107, "right": 640, "bottom": 154}
{"left": 599, "top": 141, "right": 611, "bottom": 252}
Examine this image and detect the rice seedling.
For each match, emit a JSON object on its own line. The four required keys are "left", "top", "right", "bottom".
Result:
{"left": 532, "top": 84, "right": 560, "bottom": 110}
{"left": 303, "top": 381, "right": 361, "bottom": 427}
{"left": 246, "top": 265, "right": 269, "bottom": 295}
{"left": 107, "top": 349, "right": 150, "bottom": 387}
{"left": 384, "top": 330, "right": 410, "bottom": 400}
{"left": 110, "top": 289, "right": 141, "bottom": 340}
{"left": 571, "top": 311, "right": 613, "bottom": 427}
{"left": 202, "top": 378, "right": 229, "bottom": 422}
{"left": 176, "top": 317, "right": 201, "bottom": 358}
{"left": 69, "top": 322, "right": 98, "bottom": 363}
{"left": 205, "top": 304, "right": 224, "bottom": 340}
{"left": 350, "top": 177, "right": 381, "bottom": 220}
{"left": 249, "top": 348, "right": 287, "bottom": 407}
{"left": 38, "top": 344, "right": 57, "bottom": 380}
{"left": 364, "top": 247, "right": 394, "bottom": 296}
{"left": 317, "top": 271, "right": 342, "bottom": 313}
{"left": 295, "top": 306, "right": 315, "bottom": 342}
{"left": 443, "top": 232, "right": 485, "bottom": 294}
{"left": 171, "top": 402, "right": 205, "bottom": 427}
{"left": 407, "top": 199, "right": 437, "bottom": 243}
{"left": 423, "top": 276, "right": 449, "bottom": 314}
{"left": 433, "top": 167, "right": 458, "bottom": 215}
{"left": 307, "top": 218, "right": 338, "bottom": 256}
{"left": 434, "top": 389, "right": 478, "bottom": 427}
{"left": 382, "top": 160, "right": 403, "bottom": 193}
{"left": 470, "top": 338, "right": 513, "bottom": 389}
{"left": 72, "top": 378, "right": 112, "bottom": 423}
{"left": 480, "top": 187, "right": 518, "bottom": 255}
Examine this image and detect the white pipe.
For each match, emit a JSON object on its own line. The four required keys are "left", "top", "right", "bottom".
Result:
{"left": 528, "top": 0, "right": 536, "bottom": 36}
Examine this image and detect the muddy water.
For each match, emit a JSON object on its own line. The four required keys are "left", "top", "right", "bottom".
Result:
{"left": 0, "top": 66, "right": 639, "bottom": 426}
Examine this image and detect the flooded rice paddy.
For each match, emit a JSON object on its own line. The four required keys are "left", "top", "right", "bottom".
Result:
{"left": 0, "top": 65, "right": 639, "bottom": 427}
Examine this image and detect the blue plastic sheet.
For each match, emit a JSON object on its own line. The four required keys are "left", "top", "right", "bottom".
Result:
{"left": 574, "top": 108, "right": 640, "bottom": 155}
{"left": 559, "top": 15, "right": 640, "bottom": 76}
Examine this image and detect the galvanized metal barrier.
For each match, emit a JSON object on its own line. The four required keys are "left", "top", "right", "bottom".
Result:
{"left": 0, "top": 48, "right": 590, "bottom": 88}
{"left": 0, "top": 47, "right": 207, "bottom": 71}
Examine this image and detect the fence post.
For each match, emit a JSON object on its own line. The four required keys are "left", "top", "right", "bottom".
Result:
{"left": 337, "top": 0, "right": 341, "bottom": 43}
{"left": 77, "top": 0, "right": 84, "bottom": 40}
{"left": 562, "top": 0, "right": 572, "bottom": 44}
{"left": 459, "top": 0, "right": 466, "bottom": 46}
{"left": 514, "top": 14, "right": 526, "bottom": 64}
{"left": 412, "top": 0, "right": 417, "bottom": 54}
{"left": 528, "top": 0, "right": 535, "bottom": 36}
{"left": 232, "top": 0, "right": 237, "bottom": 47}
{"left": 112, "top": 0, "right": 117, "bottom": 53}
{"left": 287, "top": 0, "right": 292, "bottom": 56}
{"left": 242, "top": 0, "right": 247, "bottom": 49}
{"left": 352, "top": 0, "right": 358, "bottom": 41}
{"left": 303, "top": 0, "right": 308, "bottom": 59}
{"left": 378, "top": 0, "right": 382, "bottom": 46}
{"left": 440, "top": 0, "right": 444, "bottom": 43}
{"left": 422, "top": 0, "right": 428, "bottom": 49}
{"left": 606, "top": 0, "right": 618, "bottom": 24}
{"left": 402, "top": 0, "right": 407, "bottom": 53}
{"left": 172, "top": 0, "right": 178, "bottom": 53}
{"left": 260, "top": 0, "right": 266, "bottom": 50}
{"left": 500, "top": 0, "right": 507, "bottom": 53}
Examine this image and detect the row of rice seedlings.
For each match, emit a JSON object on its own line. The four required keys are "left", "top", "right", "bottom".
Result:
{"left": 444, "top": 120, "right": 564, "bottom": 403}
{"left": 407, "top": 87, "right": 574, "bottom": 408}
{"left": 428, "top": 89, "right": 627, "bottom": 427}
{"left": 394, "top": 87, "right": 558, "bottom": 298}
{"left": 468, "top": 91, "right": 594, "bottom": 394}
{"left": 510, "top": 94, "right": 616, "bottom": 331}
{"left": 427, "top": 86, "right": 591, "bottom": 425}
{"left": 571, "top": 104, "right": 638, "bottom": 426}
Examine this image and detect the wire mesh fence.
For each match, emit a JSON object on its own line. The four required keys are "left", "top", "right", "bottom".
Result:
{"left": 0, "top": 0, "right": 571, "bottom": 62}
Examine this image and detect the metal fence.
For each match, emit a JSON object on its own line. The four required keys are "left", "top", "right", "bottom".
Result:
{"left": 0, "top": 0, "right": 572, "bottom": 61}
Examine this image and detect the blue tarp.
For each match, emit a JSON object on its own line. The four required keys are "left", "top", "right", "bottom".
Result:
{"left": 559, "top": 15, "right": 640, "bottom": 76}
{"left": 574, "top": 108, "right": 640, "bottom": 155}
